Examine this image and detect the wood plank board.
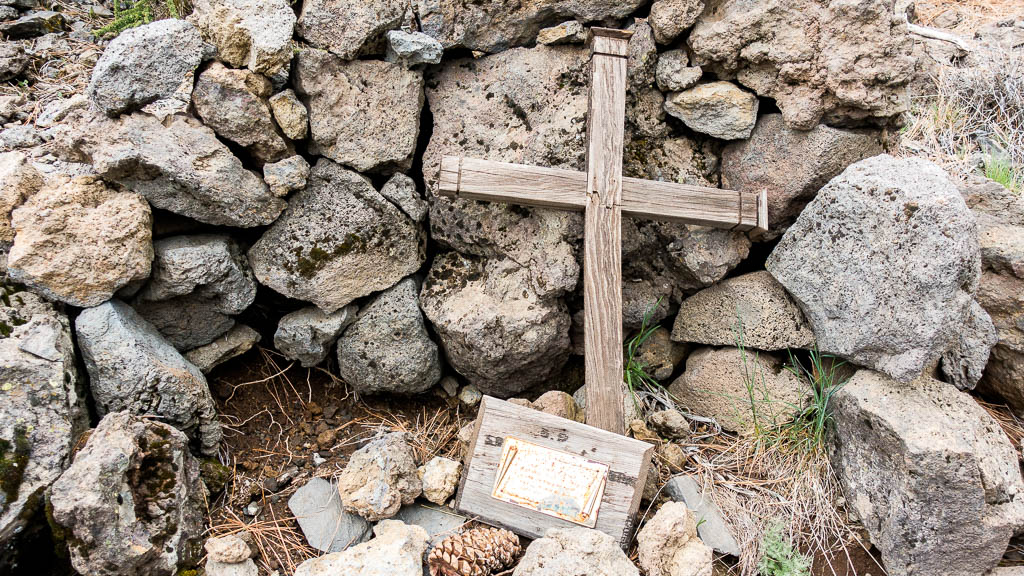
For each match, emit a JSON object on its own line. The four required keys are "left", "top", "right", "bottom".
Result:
{"left": 436, "top": 155, "right": 769, "bottom": 232}
{"left": 582, "top": 34, "right": 629, "bottom": 435}
{"left": 455, "top": 397, "right": 654, "bottom": 548}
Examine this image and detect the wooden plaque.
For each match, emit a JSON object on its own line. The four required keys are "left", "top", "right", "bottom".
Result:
{"left": 456, "top": 397, "right": 654, "bottom": 548}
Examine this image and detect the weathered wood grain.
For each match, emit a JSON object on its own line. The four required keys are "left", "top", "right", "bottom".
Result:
{"left": 589, "top": 27, "right": 632, "bottom": 57}
{"left": 455, "top": 397, "right": 654, "bottom": 548}
{"left": 435, "top": 156, "right": 769, "bottom": 232}
{"left": 582, "top": 34, "right": 629, "bottom": 435}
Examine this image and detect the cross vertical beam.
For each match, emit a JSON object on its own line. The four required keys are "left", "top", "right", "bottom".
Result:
{"left": 583, "top": 29, "right": 631, "bottom": 435}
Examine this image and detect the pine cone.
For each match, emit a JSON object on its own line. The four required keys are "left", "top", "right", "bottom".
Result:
{"left": 428, "top": 526, "right": 521, "bottom": 576}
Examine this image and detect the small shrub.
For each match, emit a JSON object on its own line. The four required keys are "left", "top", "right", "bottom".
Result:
{"left": 92, "top": 0, "right": 188, "bottom": 38}
{"left": 757, "top": 525, "right": 812, "bottom": 576}
{"left": 984, "top": 154, "right": 1022, "bottom": 192}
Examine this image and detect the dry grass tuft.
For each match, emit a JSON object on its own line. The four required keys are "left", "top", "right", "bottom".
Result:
{"left": 900, "top": 45, "right": 1024, "bottom": 192}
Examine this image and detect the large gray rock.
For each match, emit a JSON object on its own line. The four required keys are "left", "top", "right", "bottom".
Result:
{"left": 386, "top": 30, "right": 443, "bottom": 66}
{"left": 655, "top": 49, "right": 701, "bottom": 92}
{"left": 192, "top": 62, "right": 289, "bottom": 164}
{"left": 421, "top": 252, "right": 571, "bottom": 397}
{"left": 137, "top": 234, "right": 256, "bottom": 314}
{"left": 417, "top": 0, "right": 646, "bottom": 53}
{"left": 75, "top": 300, "right": 222, "bottom": 455}
{"left": 722, "top": 114, "right": 884, "bottom": 235}
{"left": 188, "top": 0, "right": 295, "bottom": 75}
{"left": 964, "top": 177, "right": 1024, "bottom": 414}
{"left": 637, "top": 502, "right": 713, "bottom": 576}
{"left": 766, "top": 155, "right": 987, "bottom": 383}
{"left": 0, "top": 290, "right": 85, "bottom": 543}
{"left": 293, "top": 520, "right": 428, "bottom": 576}
{"left": 668, "top": 347, "right": 807, "bottom": 435}
{"left": 6, "top": 175, "right": 152, "bottom": 307}
{"left": 288, "top": 477, "right": 371, "bottom": 553}
{"left": 688, "top": 0, "right": 916, "bottom": 129}
{"left": 513, "top": 527, "right": 639, "bottom": 576}
{"left": 649, "top": 0, "right": 705, "bottom": 45}
{"left": 247, "top": 159, "right": 424, "bottom": 314}
{"left": 87, "top": 19, "right": 206, "bottom": 116}
{"left": 297, "top": 0, "right": 407, "bottom": 59}
{"left": 337, "top": 278, "right": 441, "bottom": 395}
{"left": 941, "top": 299, "right": 998, "bottom": 391}
{"left": 54, "top": 111, "right": 285, "bottom": 227}
{"left": 275, "top": 305, "right": 357, "bottom": 367}
{"left": 671, "top": 271, "right": 815, "bottom": 351}
{"left": 294, "top": 51, "right": 423, "bottom": 173}
{"left": 133, "top": 234, "right": 256, "bottom": 351}
{"left": 830, "top": 370, "right": 1024, "bottom": 576}
{"left": 664, "top": 476, "right": 741, "bottom": 557}
{"left": 335, "top": 432, "right": 421, "bottom": 521}
{"left": 50, "top": 412, "right": 207, "bottom": 576}
{"left": 663, "top": 81, "right": 758, "bottom": 140}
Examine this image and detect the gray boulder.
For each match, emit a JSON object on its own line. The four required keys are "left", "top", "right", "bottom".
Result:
{"left": 417, "top": 0, "right": 646, "bottom": 53}
{"left": 766, "top": 155, "right": 987, "bottom": 383}
{"left": 649, "top": 0, "right": 705, "bottom": 44}
{"left": 7, "top": 175, "right": 152, "bottom": 307}
{"left": 668, "top": 347, "right": 807, "bottom": 435}
{"left": 188, "top": 0, "right": 295, "bottom": 75}
{"left": 288, "top": 477, "right": 371, "bottom": 552}
{"left": 0, "top": 43, "right": 28, "bottom": 81}
{"left": 248, "top": 159, "right": 424, "bottom": 314}
{"left": 379, "top": 173, "right": 427, "bottom": 222}
{"left": 337, "top": 278, "right": 441, "bottom": 395}
{"left": 664, "top": 81, "right": 758, "bottom": 140}
{"left": 830, "top": 370, "right": 1024, "bottom": 576}
{"left": 335, "top": 432, "right": 421, "bottom": 521}
{"left": 655, "top": 49, "right": 701, "bottom": 92}
{"left": 963, "top": 177, "right": 1024, "bottom": 414}
{"left": 721, "top": 114, "right": 884, "bottom": 236}
{"left": 293, "top": 520, "right": 428, "bottom": 576}
{"left": 87, "top": 19, "right": 206, "bottom": 116}
{"left": 671, "top": 271, "right": 815, "bottom": 351}
{"left": 294, "top": 51, "right": 423, "bottom": 173}
{"left": 54, "top": 111, "right": 285, "bottom": 227}
{"left": 0, "top": 290, "right": 85, "bottom": 543}
{"left": 137, "top": 235, "right": 256, "bottom": 313}
{"left": 264, "top": 155, "right": 310, "bottom": 197}
{"left": 627, "top": 21, "right": 657, "bottom": 90}
{"left": 192, "top": 62, "right": 289, "bottom": 164}
{"left": 688, "top": 0, "right": 915, "bottom": 128}
{"left": 941, "top": 299, "right": 998, "bottom": 390}
{"left": 512, "top": 527, "right": 639, "bottom": 576}
{"left": 50, "top": 412, "right": 207, "bottom": 576}
{"left": 0, "top": 11, "right": 65, "bottom": 39}
{"left": 296, "top": 0, "right": 406, "bottom": 59}
{"left": 386, "top": 30, "right": 443, "bottom": 66}
{"left": 75, "top": 300, "right": 222, "bottom": 455}
{"left": 421, "top": 252, "right": 571, "bottom": 397}
{"left": 133, "top": 234, "right": 256, "bottom": 350}
{"left": 392, "top": 503, "right": 467, "bottom": 546}
{"left": 275, "top": 304, "right": 357, "bottom": 367}
{"left": 185, "top": 324, "right": 261, "bottom": 373}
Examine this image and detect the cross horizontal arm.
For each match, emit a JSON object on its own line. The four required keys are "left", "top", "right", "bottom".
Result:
{"left": 438, "top": 156, "right": 768, "bottom": 232}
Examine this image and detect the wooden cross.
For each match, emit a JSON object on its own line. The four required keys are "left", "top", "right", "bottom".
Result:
{"left": 438, "top": 28, "right": 768, "bottom": 435}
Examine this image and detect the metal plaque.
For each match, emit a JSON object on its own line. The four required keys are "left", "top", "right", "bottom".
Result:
{"left": 490, "top": 436, "right": 609, "bottom": 527}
